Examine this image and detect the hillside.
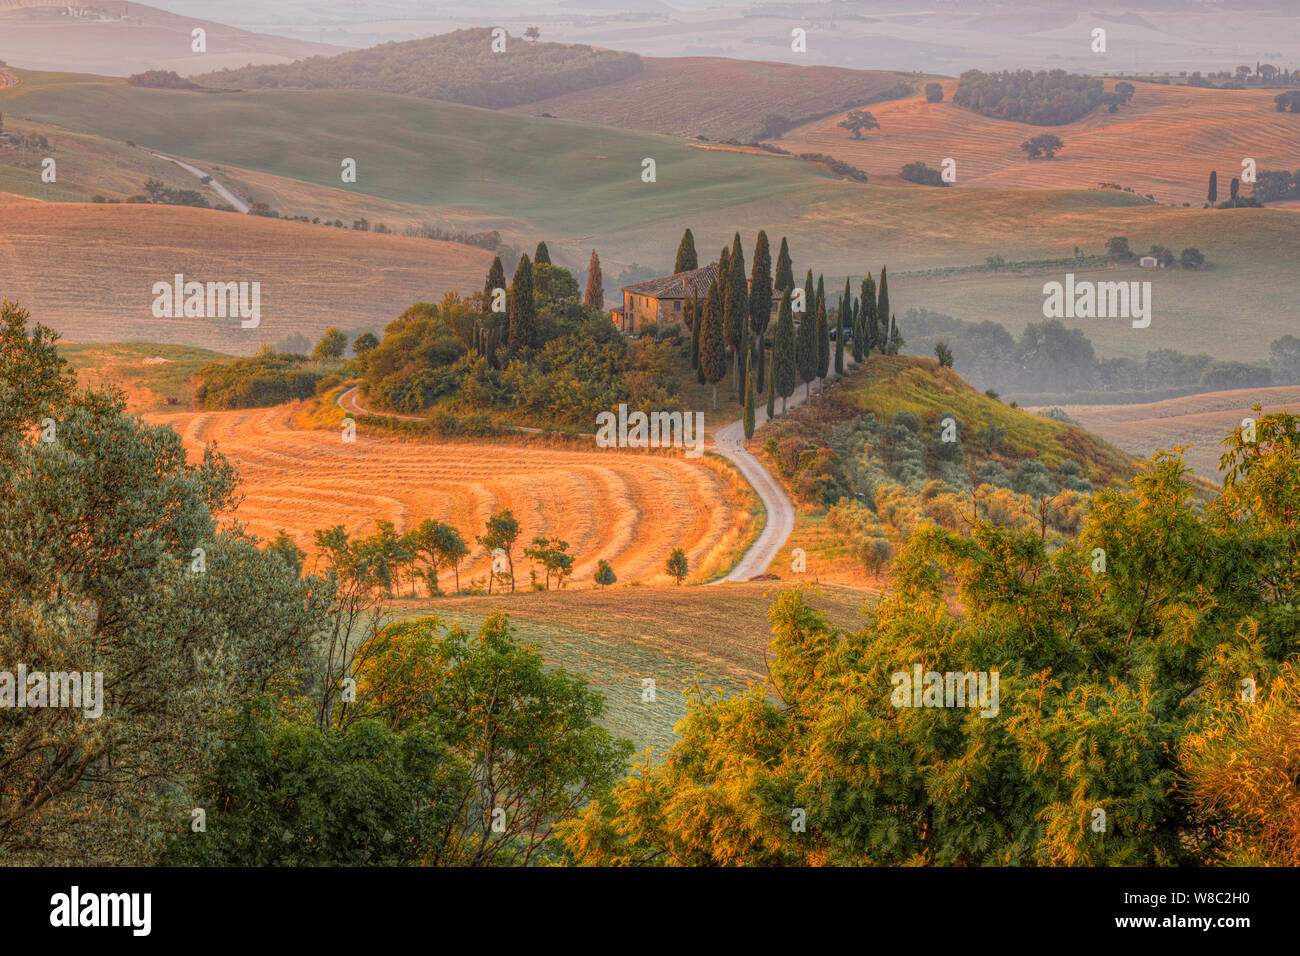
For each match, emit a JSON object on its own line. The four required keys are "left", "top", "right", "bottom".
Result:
{"left": 1048, "top": 385, "right": 1300, "bottom": 480}
{"left": 754, "top": 355, "right": 1138, "bottom": 587}
{"left": 0, "top": 194, "right": 492, "bottom": 353}
{"left": 774, "top": 79, "right": 1300, "bottom": 206}
{"left": 194, "top": 28, "right": 643, "bottom": 110}
{"left": 0, "top": 0, "right": 343, "bottom": 76}
{"left": 504, "top": 56, "right": 921, "bottom": 142}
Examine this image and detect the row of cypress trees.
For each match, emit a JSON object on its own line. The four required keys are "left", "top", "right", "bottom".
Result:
{"left": 680, "top": 228, "right": 902, "bottom": 434}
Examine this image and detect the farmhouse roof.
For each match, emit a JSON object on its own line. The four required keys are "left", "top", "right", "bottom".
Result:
{"left": 623, "top": 262, "right": 719, "bottom": 300}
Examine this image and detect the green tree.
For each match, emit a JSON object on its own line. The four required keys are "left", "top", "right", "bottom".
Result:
{"left": 851, "top": 296, "right": 864, "bottom": 363}
{"left": 796, "top": 274, "right": 817, "bottom": 400}
{"left": 725, "top": 233, "right": 749, "bottom": 392}
{"left": 816, "top": 288, "right": 830, "bottom": 391}
{"left": 477, "top": 508, "right": 521, "bottom": 593}
{"left": 674, "top": 228, "right": 698, "bottom": 273}
{"left": 773, "top": 289, "right": 797, "bottom": 414}
{"left": 750, "top": 230, "right": 773, "bottom": 393}
{"left": 266, "top": 529, "right": 306, "bottom": 576}
{"left": 1207, "top": 170, "right": 1218, "bottom": 204}
{"left": 484, "top": 255, "right": 506, "bottom": 300}
{"left": 594, "top": 559, "right": 616, "bottom": 589}
{"left": 508, "top": 254, "right": 537, "bottom": 352}
{"left": 352, "top": 331, "right": 380, "bottom": 358}
{"left": 925, "top": 82, "right": 944, "bottom": 103}
{"left": 837, "top": 108, "right": 880, "bottom": 139}
{"left": 534, "top": 240, "right": 551, "bottom": 264}
{"left": 666, "top": 548, "right": 688, "bottom": 585}
{"left": 699, "top": 276, "right": 728, "bottom": 410}
{"left": 875, "top": 267, "right": 890, "bottom": 353}
{"left": 835, "top": 277, "right": 849, "bottom": 375}
{"left": 860, "top": 273, "right": 877, "bottom": 358}
{"left": 1020, "top": 133, "right": 1064, "bottom": 158}
{"left": 766, "top": 348, "right": 776, "bottom": 419}
{"left": 774, "top": 236, "right": 794, "bottom": 297}
{"left": 524, "top": 536, "right": 574, "bottom": 590}
{"left": 583, "top": 250, "right": 604, "bottom": 310}
{"left": 313, "top": 327, "right": 348, "bottom": 360}
{"left": 744, "top": 350, "right": 756, "bottom": 439}
{"left": 0, "top": 301, "right": 325, "bottom": 863}
{"left": 935, "top": 341, "right": 954, "bottom": 368}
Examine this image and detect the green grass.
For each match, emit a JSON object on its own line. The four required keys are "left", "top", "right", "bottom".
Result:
{"left": 0, "top": 72, "right": 833, "bottom": 236}
{"left": 60, "top": 342, "right": 234, "bottom": 412}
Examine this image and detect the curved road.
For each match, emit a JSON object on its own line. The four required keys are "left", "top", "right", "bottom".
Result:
{"left": 151, "top": 153, "right": 250, "bottom": 213}
{"left": 713, "top": 356, "right": 857, "bottom": 582}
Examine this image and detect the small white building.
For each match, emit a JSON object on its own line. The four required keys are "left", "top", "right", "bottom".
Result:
{"left": 1139, "top": 255, "right": 1159, "bottom": 268}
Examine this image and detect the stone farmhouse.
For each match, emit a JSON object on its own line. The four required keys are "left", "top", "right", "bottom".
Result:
{"left": 612, "top": 262, "right": 781, "bottom": 335}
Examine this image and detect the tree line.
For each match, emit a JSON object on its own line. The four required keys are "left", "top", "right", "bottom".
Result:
{"left": 953, "top": 70, "right": 1135, "bottom": 125}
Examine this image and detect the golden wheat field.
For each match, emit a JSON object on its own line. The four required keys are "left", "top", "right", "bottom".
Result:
{"left": 1051, "top": 385, "right": 1300, "bottom": 480}
{"left": 0, "top": 195, "right": 493, "bottom": 353}
{"left": 777, "top": 80, "right": 1300, "bottom": 206}
{"left": 146, "top": 403, "right": 758, "bottom": 589}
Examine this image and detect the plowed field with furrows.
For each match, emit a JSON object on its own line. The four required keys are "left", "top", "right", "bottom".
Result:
{"left": 149, "top": 404, "right": 756, "bottom": 588}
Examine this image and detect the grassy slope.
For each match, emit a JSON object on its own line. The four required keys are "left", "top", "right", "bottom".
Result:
{"left": 60, "top": 342, "right": 234, "bottom": 414}
{"left": 392, "top": 582, "right": 868, "bottom": 755}
{"left": 0, "top": 73, "right": 834, "bottom": 236}
{"left": 756, "top": 355, "right": 1139, "bottom": 585}
{"left": 504, "top": 56, "right": 924, "bottom": 141}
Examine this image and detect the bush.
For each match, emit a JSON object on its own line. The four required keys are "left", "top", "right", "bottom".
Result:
{"left": 925, "top": 82, "right": 944, "bottom": 103}
{"left": 900, "top": 161, "right": 947, "bottom": 186}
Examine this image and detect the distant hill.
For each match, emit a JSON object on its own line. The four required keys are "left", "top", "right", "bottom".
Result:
{"left": 0, "top": 194, "right": 492, "bottom": 354}
{"left": 195, "top": 28, "right": 644, "bottom": 110}
{"left": 505, "top": 56, "right": 922, "bottom": 142}
{"left": 0, "top": 1, "right": 344, "bottom": 77}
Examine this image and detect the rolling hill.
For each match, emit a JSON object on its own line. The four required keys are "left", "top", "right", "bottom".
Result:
{"left": 0, "top": 194, "right": 493, "bottom": 352}
{"left": 0, "top": 0, "right": 344, "bottom": 76}
{"left": 774, "top": 79, "right": 1300, "bottom": 206}
{"left": 503, "top": 56, "right": 922, "bottom": 142}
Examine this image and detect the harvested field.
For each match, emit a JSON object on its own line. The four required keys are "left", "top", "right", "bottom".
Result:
{"left": 1051, "top": 385, "right": 1300, "bottom": 480}
{"left": 505, "top": 56, "right": 922, "bottom": 142}
{"left": 0, "top": 194, "right": 492, "bottom": 354}
{"left": 147, "top": 404, "right": 760, "bottom": 589}
{"left": 776, "top": 80, "right": 1300, "bottom": 206}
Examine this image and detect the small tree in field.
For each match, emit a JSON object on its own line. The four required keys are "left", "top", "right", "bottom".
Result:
{"left": 524, "top": 26, "right": 540, "bottom": 41}
{"left": 935, "top": 341, "right": 954, "bottom": 368}
{"left": 1020, "top": 133, "right": 1064, "bottom": 158}
{"left": 477, "top": 509, "right": 520, "bottom": 594}
{"left": 837, "top": 109, "right": 879, "bottom": 139}
{"left": 594, "top": 559, "right": 616, "bottom": 589}
{"left": 925, "top": 82, "right": 944, "bottom": 103}
{"left": 666, "top": 548, "right": 688, "bottom": 585}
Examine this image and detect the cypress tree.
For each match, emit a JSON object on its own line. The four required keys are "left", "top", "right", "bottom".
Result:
{"left": 583, "top": 250, "right": 603, "bottom": 310}
{"left": 674, "top": 228, "right": 698, "bottom": 273}
{"left": 816, "top": 294, "right": 830, "bottom": 391}
{"left": 851, "top": 296, "right": 864, "bottom": 363}
{"left": 1208, "top": 170, "right": 1218, "bottom": 204}
{"left": 484, "top": 256, "right": 506, "bottom": 301}
{"left": 718, "top": 246, "right": 730, "bottom": 290}
{"left": 775, "top": 237, "right": 794, "bottom": 296}
{"left": 773, "top": 288, "right": 797, "bottom": 415}
{"left": 876, "top": 267, "right": 890, "bottom": 353}
{"left": 765, "top": 348, "right": 776, "bottom": 420}
{"left": 508, "top": 253, "right": 537, "bottom": 352}
{"left": 743, "top": 350, "right": 756, "bottom": 440}
{"left": 725, "top": 234, "right": 748, "bottom": 392}
{"left": 861, "top": 273, "right": 877, "bottom": 357}
{"left": 796, "top": 277, "right": 817, "bottom": 401}
{"left": 700, "top": 277, "right": 728, "bottom": 410}
{"left": 691, "top": 287, "right": 702, "bottom": 366}
{"left": 534, "top": 241, "right": 551, "bottom": 265}
{"left": 835, "top": 277, "right": 848, "bottom": 374}
{"left": 750, "top": 230, "right": 773, "bottom": 393}
{"left": 888, "top": 313, "right": 902, "bottom": 354}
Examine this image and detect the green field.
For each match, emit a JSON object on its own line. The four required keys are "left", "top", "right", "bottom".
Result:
{"left": 390, "top": 583, "right": 869, "bottom": 757}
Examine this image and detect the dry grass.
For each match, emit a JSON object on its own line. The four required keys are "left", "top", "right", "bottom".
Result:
{"left": 145, "top": 403, "right": 759, "bottom": 589}
{"left": 0, "top": 194, "right": 492, "bottom": 354}
{"left": 776, "top": 80, "right": 1300, "bottom": 206}
{"left": 1050, "top": 385, "right": 1300, "bottom": 481}
{"left": 504, "top": 57, "right": 921, "bottom": 142}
